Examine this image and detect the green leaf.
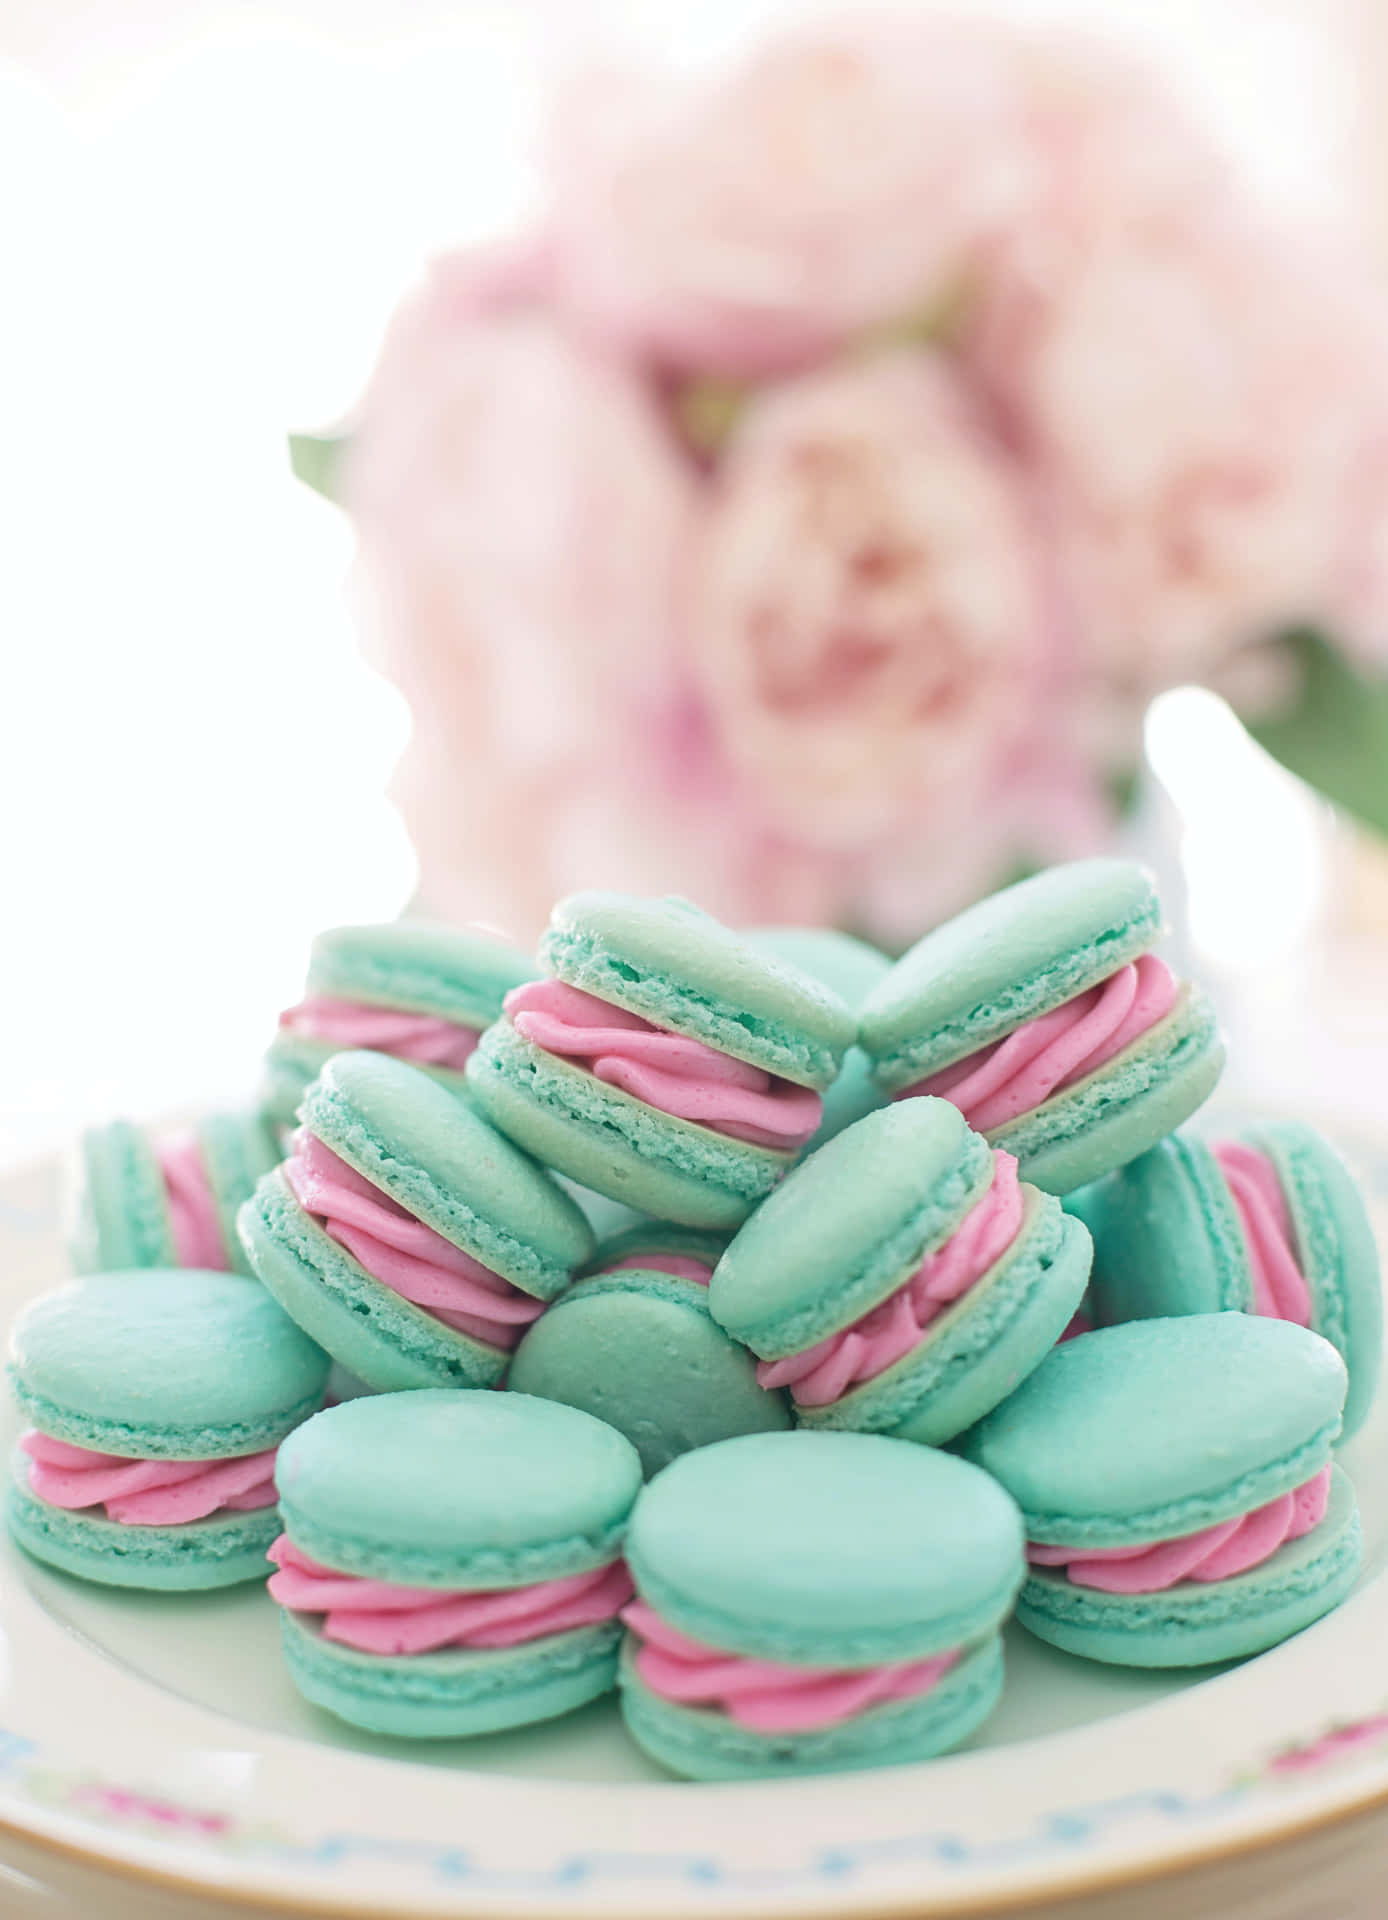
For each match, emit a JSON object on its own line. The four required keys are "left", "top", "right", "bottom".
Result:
{"left": 288, "top": 432, "right": 349, "bottom": 503}
{"left": 1249, "top": 627, "right": 1388, "bottom": 839}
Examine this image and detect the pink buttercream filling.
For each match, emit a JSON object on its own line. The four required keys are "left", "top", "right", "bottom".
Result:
{"left": 901, "top": 954, "right": 1179, "bottom": 1131}
{"left": 20, "top": 1430, "right": 277, "bottom": 1526}
{"left": 1027, "top": 1466, "right": 1332, "bottom": 1594}
{"left": 267, "top": 1536, "right": 634, "bottom": 1653}
{"left": 156, "top": 1133, "right": 228, "bottom": 1271}
{"left": 505, "top": 980, "right": 822, "bottom": 1151}
{"left": 278, "top": 997, "right": 480, "bottom": 1071}
{"left": 604, "top": 1253, "right": 715, "bottom": 1285}
{"left": 755, "top": 1151, "right": 1024, "bottom": 1407}
{"left": 622, "top": 1601, "right": 961, "bottom": 1734}
{"left": 1212, "top": 1142, "right": 1312, "bottom": 1327}
{"left": 284, "top": 1131, "right": 544, "bottom": 1350}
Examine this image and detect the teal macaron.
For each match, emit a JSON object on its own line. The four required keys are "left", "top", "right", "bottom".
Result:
{"left": 466, "top": 893, "right": 856, "bottom": 1230}
{"left": 508, "top": 1223, "right": 791, "bottom": 1478}
{"left": 1075, "top": 1122, "right": 1382, "bottom": 1440}
{"left": 745, "top": 927, "right": 892, "bottom": 1152}
{"left": 858, "top": 859, "right": 1225, "bottom": 1195}
{"left": 268, "top": 1390, "right": 643, "bottom": 1738}
{"left": 262, "top": 920, "right": 535, "bottom": 1131}
{"left": 7, "top": 1269, "right": 329, "bottom": 1590}
{"left": 962, "top": 1315, "right": 1361, "bottom": 1668}
{"left": 68, "top": 1111, "right": 280, "bottom": 1278}
{"left": 238, "top": 1051, "right": 594, "bottom": 1394}
{"left": 618, "top": 1431, "right": 1023, "bottom": 1780}
{"left": 709, "top": 1101, "right": 1092, "bottom": 1446}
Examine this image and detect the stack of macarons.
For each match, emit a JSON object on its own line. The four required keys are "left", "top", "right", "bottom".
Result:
{"left": 14, "top": 862, "right": 1380, "bottom": 1784}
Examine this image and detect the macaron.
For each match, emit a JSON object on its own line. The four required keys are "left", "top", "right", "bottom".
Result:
{"left": 1076, "top": 1123, "right": 1382, "bottom": 1440}
{"left": 69, "top": 1111, "right": 280, "bottom": 1277}
{"left": 745, "top": 927, "right": 891, "bottom": 1151}
{"left": 858, "top": 859, "right": 1224, "bottom": 1195}
{"left": 8, "top": 1269, "right": 329, "bottom": 1590}
{"left": 709, "top": 1100, "right": 1092, "bottom": 1446}
{"left": 268, "top": 1390, "right": 642, "bottom": 1738}
{"left": 466, "top": 893, "right": 856, "bottom": 1230}
{"left": 508, "top": 1224, "right": 791, "bottom": 1478}
{"left": 618, "top": 1431, "right": 1023, "bottom": 1780}
{"left": 962, "top": 1315, "right": 1361, "bottom": 1667}
{"left": 238, "top": 1051, "right": 594, "bottom": 1393}
{"left": 262, "top": 921, "right": 535, "bottom": 1131}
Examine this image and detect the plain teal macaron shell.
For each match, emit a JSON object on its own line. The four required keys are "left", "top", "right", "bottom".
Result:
{"left": 859, "top": 859, "right": 1163, "bottom": 1092}
{"left": 8, "top": 1454, "right": 282, "bottom": 1591}
{"left": 302, "top": 920, "right": 535, "bottom": 1027}
{"left": 1083, "top": 1125, "right": 1382, "bottom": 1441}
{"left": 961, "top": 1315, "right": 1348, "bottom": 1548}
{"left": 1015, "top": 1463, "right": 1362, "bottom": 1668}
{"left": 274, "top": 1390, "right": 642, "bottom": 1587}
{"left": 507, "top": 1270, "right": 792, "bottom": 1477}
{"left": 625, "top": 1431, "right": 1024, "bottom": 1667}
{"left": 619, "top": 1633, "right": 1005, "bottom": 1782}
{"left": 541, "top": 893, "right": 855, "bottom": 1089}
{"left": 68, "top": 1121, "right": 176, "bottom": 1273}
{"left": 8, "top": 1269, "right": 329, "bottom": 1458}
{"left": 300, "top": 1051, "right": 594, "bottom": 1296}
{"left": 745, "top": 927, "right": 892, "bottom": 1149}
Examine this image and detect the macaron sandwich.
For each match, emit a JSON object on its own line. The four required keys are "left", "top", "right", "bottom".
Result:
{"left": 8, "top": 1269, "right": 329, "bottom": 1589}
{"left": 964, "top": 1315, "right": 1361, "bottom": 1666}
{"left": 262, "top": 921, "right": 535, "bottom": 1132}
{"left": 618, "top": 1431, "right": 1024, "bottom": 1779}
{"left": 1077, "top": 1121, "right": 1382, "bottom": 1438}
{"left": 859, "top": 859, "right": 1225, "bottom": 1194}
{"left": 509, "top": 1222, "right": 791, "bottom": 1477}
{"left": 466, "top": 892, "right": 856, "bottom": 1229}
{"left": 239, "top": 1051, "right": 594, "bottom": 1392}
{"left": 268, "top": 1390, "right": 642, "bottom": 1737}
{"left": 69, "top": 1111, "right": 280, "bottom": 1276}
{"left": 710, "top": 1101, "right": 1092, "bottom": 1445}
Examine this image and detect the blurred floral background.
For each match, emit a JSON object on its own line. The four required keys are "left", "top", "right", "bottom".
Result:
{"left": 7, "top": 0, "right": 1388, "bottom": 1160}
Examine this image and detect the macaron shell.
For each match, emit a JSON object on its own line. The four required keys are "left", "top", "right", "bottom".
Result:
{"left": 625, "top": 1432, "right": 1024, "bottom": 1666}
{"left": 961, "top": 1315, "right": 1348, "bottom": 1548}
{"left": 259, "top": 1034, "right": 469, "bottom": 1136}
{"left": 542, "top": 893, "right": 855, "bottom": 1089}
{"left": 796, "top": 1196, "right": 1092, "bottom": 1447}
{"left": 985, "top": 984, "right": 1225, "bottom": 1196}
{"left": 1017, "top": 1465, "right": 1362, "bottom": 1668}
{"left": 68, "top": 1122, "right": 177, "bottom": 1274}
{"left": 618, "top": 1633, "right": 1004, "bottom": 1782}
{"left": 8, "top": 1269, "right": 329, "bottom": 1459}
{"left": 467, "top": 1023, "right": 785, "bottom": 1231}
{"left": 507, "top": 1272, "right": 792, "bottom": 1477}
{"left": 585, "top": 1223, "right": 729, "bottom": 1277}
{"left": 237, "top": 1169, "right": 511, "bottom": 1393}
{"left": 860, "top": 859, "right": 1163, "bottom": 1091}
{"left": 745, "top": 928, "right": 892, "bottom": 1150}
{"left": 280, "top": 1611, "right": 623, "bottom": 1739}
{"left": 710, "top": 1102, "right": 993, "bottom": 1358}
{"left": 302, "top": 1051, "right": 594, "bottom": 1296}
{"left": 197, "top": 1111, "right": 282, "bottom": 1275}
{"left": 305, "top": 921, "right": 535, "bottom": 1028}
{"left": 1252, "top": 1123, "right": 1383, "bottom": 1440}
{"left": 273, "top": 1391, "right": 642, "bottom": 1589}
{"left": 8, "top": 1453, "right": 282, "bottom": 1591}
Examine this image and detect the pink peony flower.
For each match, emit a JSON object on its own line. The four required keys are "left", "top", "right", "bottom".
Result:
{"left": 548, "top": 19, "right": 1032, "bottom": 378}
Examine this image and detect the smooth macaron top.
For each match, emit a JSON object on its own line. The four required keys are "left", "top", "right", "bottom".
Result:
{"left": 300, "top": 1051, "right": 594, "bottom": 1297}
{"left": 962, "top": 1314, "right": 1348, "bottom": 1548}
{"left": 710, "top": 1101, "right": 993, "bottom": 1357}
{"left": 626, "top": 1431, "right": 1024, "bottom": 1666}
{"left": 744, "top": 928, "right": 892, "bottom": 1010}
{"left": 859, "top": 859, "right": 1164, "bottom": 1092}
{"left": 539, "top": 893, "right": 856, "bottom": 1091}
{"left": 274, "top": 1390, "right": 643, "bottom": 1588}
{"left": 304, "top": 921, "right": 535, "bottom": 1029}
{"left": 8, "top": 1269, "right": 329, "bottom": 1458}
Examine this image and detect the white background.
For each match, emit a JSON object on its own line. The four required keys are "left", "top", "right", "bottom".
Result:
{"left": 1, "top": 0, "right": 1383, "bottom": 1166}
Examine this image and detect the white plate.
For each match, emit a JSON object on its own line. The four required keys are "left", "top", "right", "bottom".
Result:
{"left": 1, "top": 1110, "right": 1387, "bottom": 1919}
